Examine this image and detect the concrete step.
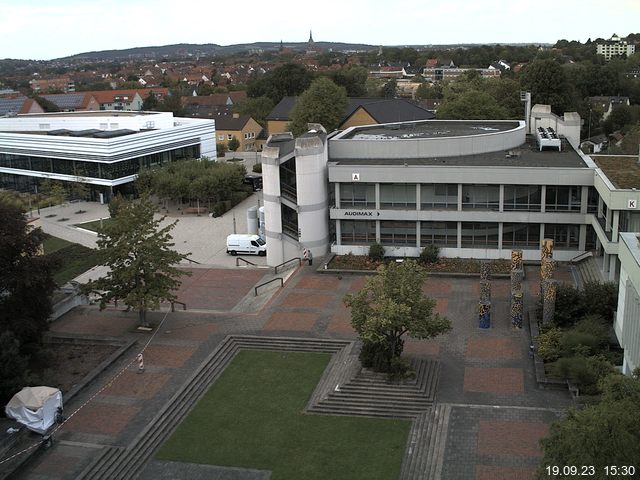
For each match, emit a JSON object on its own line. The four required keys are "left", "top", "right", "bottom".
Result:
{"left": 310, "top": 404, "right": 422, "bottom": 419}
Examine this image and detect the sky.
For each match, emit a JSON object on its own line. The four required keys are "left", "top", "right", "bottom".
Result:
{"left": 2, "top": 0, "right": 639, "bottom": 60}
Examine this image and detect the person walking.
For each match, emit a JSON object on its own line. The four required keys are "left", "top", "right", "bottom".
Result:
{"left": 307, "top": 249, "right": 313, "bottom": 266}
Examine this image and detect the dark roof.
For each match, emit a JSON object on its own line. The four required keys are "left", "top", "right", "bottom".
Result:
{"left": 183, "top": 104, "right": 233, "bottom": 119}
{"left": 215, "top": 115, "right": 252, "bottom": 130}
{"left": 265, "top": 97, "right": 296, "bottom": 121}
{"left": 41, "top": 93, "right": 89, "bottom": 110}
{"left": 266, "top": 97, "right": 435, "bottom": 124}
{"left": 346, "top": 98, "right": 435, "bottom": 123}
{"left": 0, "top": 97, "right": 28, "bottom": 116}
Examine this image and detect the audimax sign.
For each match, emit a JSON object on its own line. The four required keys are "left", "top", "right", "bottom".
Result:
{"left": 344, "top": 211, "right": 380, "bottom": 217}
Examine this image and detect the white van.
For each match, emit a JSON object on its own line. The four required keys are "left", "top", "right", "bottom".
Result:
{"left": 226, "top": 234, "right": 267, "bottom": 256}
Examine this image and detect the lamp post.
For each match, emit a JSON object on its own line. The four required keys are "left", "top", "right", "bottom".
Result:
{"left": 588, "top": 108, "right": 592, "bottom": 141}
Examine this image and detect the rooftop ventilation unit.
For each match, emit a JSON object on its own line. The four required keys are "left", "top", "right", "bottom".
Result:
{"left": 535, "top": 126, "right": 561, "bottom": 151}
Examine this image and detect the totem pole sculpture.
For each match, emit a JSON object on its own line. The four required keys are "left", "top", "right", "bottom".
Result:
{"left": 479, "top": 261, "right": 491, "bottom": 328}
{"left": 540, "top": 238, "right": 557, "bottom": 325}
{"left": 510, "top": 249, "right": 524, "bottom": 328}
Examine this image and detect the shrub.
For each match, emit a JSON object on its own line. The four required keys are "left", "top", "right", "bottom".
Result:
{"left": 536, "top": 327, "right": 562, "bottom": 362}
{"left": 368, "top": 242, "right": 385, "bottom": 262}
{"left": 359, "top": 339, "right": 405, "bottom": 374}
{"left": 553, "top": 284, "right": 584, "bottom": 327}
{"left": 216, "top": 142, "right": 227, "bottom": 157}
{"left": 582, "top": 281, "right": 618, "bottom": 323}
{"left": 559, "top": 314, "right": 610, "bottom": 357}
{"left": 552, "top": 355, "right": 615, "bottom": 395}
{"left": 252, "top": 163, "right": 262, "bottom": 174}
{"left": 108, "top": 194, "right": 126, "bottom": 218}
{"left": 419, "top": 244, "right": 440, "bottom": 265}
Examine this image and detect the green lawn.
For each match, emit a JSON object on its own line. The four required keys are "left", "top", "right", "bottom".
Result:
{"left": 157, "top": 350, "right": 411, "bottom": 480}
{"left": 75, "top": 218, "right": 113, "bottom": 232}
{"left": 43, "top": 236, "right": 99, "bottom": 285}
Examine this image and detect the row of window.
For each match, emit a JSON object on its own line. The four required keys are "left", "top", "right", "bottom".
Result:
{"left": 339, "top": 220, "right": 590, "bottom": 249}
{"left": 0, "top": 146, "right": 200, "bottom": 180}
{"left": 216, "top": 132, "right": 257, "bottom": 141}
{"left": 337, "top": 183, "right": 597, "bottom": 213}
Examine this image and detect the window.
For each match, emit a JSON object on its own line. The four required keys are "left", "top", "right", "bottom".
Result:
{"left": 503, "top": 185, "right": 542, "bottom": 211}
{"left": 502, "top": 223, "right": 540, "bottom": 247}
{"left": 340, "top": 220, "right": 376, "bottom": 244}
{"left": 587, "top": 186, "right": 598, "bottom": 214}
{"left": 421, "top": 184, "right": 457, "bottom": 210}
{"left": 380, "top": 184, "right": 416, "bottom": 210}
{"left": 545, "top": 186, "right": 581, "bottom": 212}
{"left": 380, "top": 221, "right": 416, "bottom": 245}
{"left": 461, "top": 222, "right": 499, "bottom": 247}
{"left": 227, "top": 134, "right": 233, "bottom": 140}
{"left": 218, "top": 135, "right": 224, "bottom": 141}
{"left": 339, "top": 183, "right": 375, "bottom": 208}
{"left": 544, "top": 224, "right": 579, "bottom": 248}
{"left": 421, "top": 221, "right": 457, "bottom": 246}
{"left": 462, "top": 185, "right": 499, "bottom": 210}
{"left": 281, "top": 204, "right": 298, "bottom": 239}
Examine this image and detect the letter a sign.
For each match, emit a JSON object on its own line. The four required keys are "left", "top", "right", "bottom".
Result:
{"left": 352, "top": 173, "right": 360, "bottom": 181}
{"left": 629, "top": 199, "right": 637, "bottom": 209}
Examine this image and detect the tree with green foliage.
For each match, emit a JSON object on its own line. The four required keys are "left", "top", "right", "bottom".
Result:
{"left": 538, "top": 374, "right": 640, "bottom": 479}
{"left": 157, "top": 92, "right": 185, "bottom": 116}
{"left": 519, "top": 59, "right": 573, "bottom": 114}
{"left": 609, "top": 125, "right": 640, "bottom": 155}
{"left": 247, "top": 63, "right": 314, "bottom": 104}
{"left": 344, "top": 260, "right": 451, "bottom": 372}
{"left": 288, "top": 77, "right": 348, "bottom": 136}
{"left": 40, "top": 179, "right": 68, "bottom": 206}
{"left": 142, "top": 91, "right": 159, "bottom": 111}
{"left": 382, "top": 79, "right": 397, "bottom": 98}
{"left": 0, "top": 331, "right": 31, "bottom": 405}
{"left": 227, "top": 136, "right": 240, "bottom": 152}
{"left": 0, "top": 201, "right": 56, "bottom": 340}
{"left": 437, "top": 89, "right": 508, "bottom": 119}
{"left": 216, "top": 142, "right": 228, "bottom": 158}
{"left": 233, "top": 96, "right": 274, "bottom": 128}
{"left": 330, "top": 65, "right": 369, "bottom": 97}
{"left": 85, "top": 198, "right": 190, "bottom": 327}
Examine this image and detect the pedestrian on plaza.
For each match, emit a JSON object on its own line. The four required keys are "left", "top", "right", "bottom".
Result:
{"left": 307, "top": 249, "right": 313, "bottom": 266}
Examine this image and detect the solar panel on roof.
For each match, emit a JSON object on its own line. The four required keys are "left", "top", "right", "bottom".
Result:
{"left": 42, "top": 94, "right": 85, "bottom": 110}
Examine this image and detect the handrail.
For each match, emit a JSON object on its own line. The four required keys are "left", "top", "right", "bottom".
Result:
{"left": 183, "top": 256, "right": 202, "bottom": 265}
{"left": 236, "top": 257, "right": 258, "bottom": 267}
{"left": 254, "top": 277, "right": 283, "bottom": 296}
{"left": 274, "top": 257, "right": 301, "bottom": 274}
{"left": 170, "top": 300, "right": 187, "bottom": 312}
{"left": 569, "top": 251, "right": 593, "bottom": 264}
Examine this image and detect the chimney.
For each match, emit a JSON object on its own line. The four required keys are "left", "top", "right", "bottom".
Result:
{"left": 233, "top": 113, "right": 239, "bottom": 119}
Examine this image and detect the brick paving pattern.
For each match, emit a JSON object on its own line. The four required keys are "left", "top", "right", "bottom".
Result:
{"left": 8, "top": 262, "right": 578, "bottom": 480}
{"left": 463, "top": 367, "right": 525, "bottom": 394}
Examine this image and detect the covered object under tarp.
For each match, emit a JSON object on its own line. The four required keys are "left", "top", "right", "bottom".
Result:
{"left": 5, "top": 387, "right": 62, "bottom": 434}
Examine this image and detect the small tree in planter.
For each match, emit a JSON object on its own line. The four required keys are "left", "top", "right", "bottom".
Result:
{"left": 227, "top": 136, "right": 240, "bottom": 152}
{"left": 344, "top": 260, "right": 451, "bottom": 374}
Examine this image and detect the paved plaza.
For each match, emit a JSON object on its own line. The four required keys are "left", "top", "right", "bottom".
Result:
{"left": 6, "top": 256, "right": 575, "bottom": 480}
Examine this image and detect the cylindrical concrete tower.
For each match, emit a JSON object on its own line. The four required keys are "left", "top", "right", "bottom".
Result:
{"left": 246, "top": 206, "right": 258, "bottom": 235}
{"left": 261, "top": 140, "right": 286, "bottom": 266}
{"left": 295, "top": 134, "right": 329, "bottom": 259}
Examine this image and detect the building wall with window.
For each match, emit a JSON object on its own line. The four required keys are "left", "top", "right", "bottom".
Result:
{"left": 615, "top": 233, "right": 640, "bottom": 375}
{"left": 0, "top": 111, "right": 215, "bottom": 199}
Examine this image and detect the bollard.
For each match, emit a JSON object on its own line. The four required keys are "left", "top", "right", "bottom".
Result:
{"left": 137, "top": 353, "right": 145, "bottom": 374}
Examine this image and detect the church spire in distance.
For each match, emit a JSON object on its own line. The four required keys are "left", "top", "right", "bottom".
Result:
{"left": 308, "top": 30, "right": 314, "bottom": 43}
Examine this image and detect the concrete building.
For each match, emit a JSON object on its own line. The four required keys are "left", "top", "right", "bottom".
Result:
{"left": 596, "top": 34, "right": 636, "bottom": 61}
{"left": 615, "top": 232, "right": 640, "bottom": 375}
{"left": 0, "top": 110, "right": 215, "bottom": 200}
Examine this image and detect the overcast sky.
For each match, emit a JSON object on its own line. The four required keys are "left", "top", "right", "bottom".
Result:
{"left": 2, "top": 0, "right": 639, "bottom": 60}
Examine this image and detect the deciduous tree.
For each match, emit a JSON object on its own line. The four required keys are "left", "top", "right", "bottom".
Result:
{"left": 288, "top": 77, "right": 348, "bottom": 135}
{"left": 84, "top": 198, "right": 190, "bottom": 327}
{"left": 344, "top": 260, "right": 451, "bottom": 372}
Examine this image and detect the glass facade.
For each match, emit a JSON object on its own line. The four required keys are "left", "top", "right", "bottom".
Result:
{"left": 380, "top": 184, "right": 416, "bottom": 210}
{"left": 340, "top": 183, "right": 375, "bottom": 209}
{"left": 461, "top": 222, "right": 499, "bottom": 247}
{"left": 544, "top": 223, "right": 580, "bottom": 248}
{"left": 279, "top": 158, "right": 297, "bottom": 202}
{"left": 502, "top": 223, "right": 540, "bottom": 247}
{"left": 0, "top": 145, "right": 200, "bottom": 181}
{"left": 462, "top": 185, "right": 500, "bottom": 210}
{"left": 545, "top": 186, "right": 581, "bottom": 212}
{"left": 503, "top": 185, "right": 542, "bottom": 211}
{"left": 281, "top": 204, "right": 298, "bottom": 239}
{"left": 421, "top": 184, "right": 458, "bottom": 210}
{"left": 380, "top": 221, "right": 416, "bottom": 245}
{"left": 420, "top": 221, "right": 458, "bottom": 246}
{"left": 340, "top": 220, "right": 376, "bottom": 244}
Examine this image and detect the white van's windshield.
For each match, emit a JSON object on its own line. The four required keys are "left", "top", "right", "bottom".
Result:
{"left": 257, "top": 237, "right": 266, "bottom": 246}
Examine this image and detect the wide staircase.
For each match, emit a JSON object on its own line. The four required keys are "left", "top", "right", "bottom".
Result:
{"left": 76, "top": 336, "right": 350, "bottom": 480}
{"left": 572, "top": 253, "right": 604, "bottom": 287}
{"left": 307, "top": 357, "right": 440, "bottom": 419}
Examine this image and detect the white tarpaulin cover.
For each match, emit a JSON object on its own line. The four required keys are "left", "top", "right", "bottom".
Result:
{"left": 5, "top": 386, "right": 63, "bottom": 434}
